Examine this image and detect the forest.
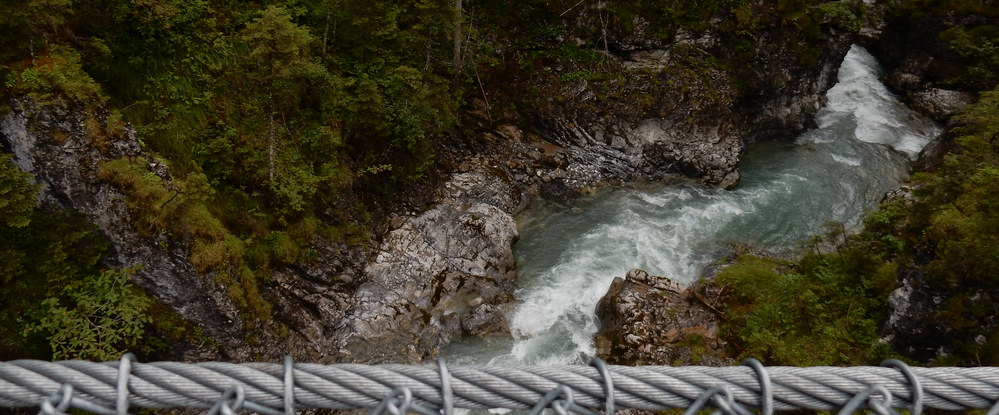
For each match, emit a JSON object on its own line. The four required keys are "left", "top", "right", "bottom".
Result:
{"left": 1, "top": 0, "right": 999, "bottom": 366}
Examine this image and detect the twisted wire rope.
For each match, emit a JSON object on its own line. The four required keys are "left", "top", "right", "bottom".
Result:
{"left": 1, "top": 359, "right": 999, "bottom": 413}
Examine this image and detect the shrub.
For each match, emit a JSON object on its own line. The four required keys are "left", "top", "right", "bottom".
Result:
{"left": 717, "top": 253, "right": 892, "bottom": 366}
{"left": 26, "top": 268, "right": 151, "bottom": 361}
{"left": 6, "top": 46, "right": 102, "bottom": 106}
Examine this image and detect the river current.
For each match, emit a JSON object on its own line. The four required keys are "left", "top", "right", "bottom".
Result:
{"left": 446, "top": 45, "right": 942, "bottom": 366}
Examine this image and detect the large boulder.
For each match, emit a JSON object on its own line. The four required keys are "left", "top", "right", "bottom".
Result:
{"left": 594, "top": 269, "right": 731, "bottom": 366}
{"left": 340, "top": 169, "right": 522, "bottom": 363}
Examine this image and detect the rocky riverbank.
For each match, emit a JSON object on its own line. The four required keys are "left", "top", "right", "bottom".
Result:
{"left": 0, "top": 25, "right": 857, "bottom": 364}
{"left": 338, "top": 168, "right": 523, "bottom": 363}
{"left": 2, "top": 1, "right": 971, "bottom": 364}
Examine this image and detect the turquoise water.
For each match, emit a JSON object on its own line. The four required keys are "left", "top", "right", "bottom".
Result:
{"left": 446, "top": 46, "right": 942, "bottom": 366}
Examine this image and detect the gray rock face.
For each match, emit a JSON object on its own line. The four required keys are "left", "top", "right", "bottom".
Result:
{"left": 548, "top": 116, "right": 743, "bottom": 189}
{"left": 340, "top": 169, "right": 520, "bottom": 363}
{"left": 0, "top": 100, "right": 367, "bottom": 361}
{"left": 909, "top": 88, "right": 975, "bottom": 121}
{"left": 593, "top": 269, "right": 731, "bottom": 366}
{"left": 267, "top": 240, "right": 368, "bottom": 360}
{"left": 519, "top": 26, "right": 851, "bottom": 194}
{"left": 0, "top": 101, "right": 245, "bottom": 353}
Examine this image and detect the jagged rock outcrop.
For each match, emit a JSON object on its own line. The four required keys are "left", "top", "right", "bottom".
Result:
{"left": 863, "top": 7, "right": 981, "bottom": 124}
{"left": 594, "top": 269, "right": 731, "bottom": 366}
{"left": 492, "top": 12, "right": 855, "bottom": 194}
{"left": 339, "top": 169, "right": 523, "bottom": 363}
{"left": 0, "top": 100, "right": 367, "bottom": 361}
{"left": 0, "top": 100, "right": 244, "bottom": 356}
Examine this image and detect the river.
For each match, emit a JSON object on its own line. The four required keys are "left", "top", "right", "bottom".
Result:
{"left": 445, "top": 45, "right": 942, "bottom": 366}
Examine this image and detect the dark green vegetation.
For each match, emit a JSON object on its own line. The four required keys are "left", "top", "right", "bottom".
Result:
{"left": 716, "top": 0, "right": 999, "bottom": 367}
{"left": 2, "top": 0, "right": 471, "bottom": 358}
{"left": 0, "top": 0, "right": 996, "bottom": 363}
{"left": 0, "top": 0, "right": 871, "bottom": 359}
{"left": 0, "top": 155, "right": 165, "bottom": 360}
{"left": 719, "top": 82, "right": 999, "bottom": 366}
{"left": 717, "top": 230, "right": 898, "bottom": 365}
{"left": 890, "top": 85, "right": 999, "bottom": 366}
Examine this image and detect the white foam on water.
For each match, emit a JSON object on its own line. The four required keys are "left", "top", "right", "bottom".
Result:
{"left": 446, "top": 46, "right": 942, "bottom": 366}
{"left": 824, "top": 45, "right": 943, "bottom": 159}
{"left": 831, "top": 153, "right": 863, "bottom": 166}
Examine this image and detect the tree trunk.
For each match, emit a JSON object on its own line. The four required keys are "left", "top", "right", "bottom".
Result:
{"left": 453, "top": 0, "right": 463, "bottom": 82}
{"left": 268, "top": 94, "right": 275, "bottom": 183}
{"left": 322, "top": 7, "right": 332, "bottom": 57}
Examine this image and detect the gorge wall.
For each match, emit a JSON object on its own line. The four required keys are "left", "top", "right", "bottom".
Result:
{"left": 0, "top": 3, "right": 934, "bottom": 363}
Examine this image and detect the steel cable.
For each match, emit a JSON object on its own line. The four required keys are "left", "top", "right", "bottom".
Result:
{"left": 1, "top": 359, "right": 998, "bottom": 413}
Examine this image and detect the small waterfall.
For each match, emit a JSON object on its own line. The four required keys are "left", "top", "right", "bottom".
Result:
{"left": 446, "top": 45, "right": 943, "bottom": 365}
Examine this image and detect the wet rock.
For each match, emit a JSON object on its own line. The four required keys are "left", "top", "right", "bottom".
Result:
{"left": 594, "top": 269, "right": 732, "bottom": 366}
{"left": 510, "top": 24, "right": 853, "bottom": 194}
{"left": 340, "top": 168, "right": 520, "bottom": 363}
{"left": 867, "top": 8, "right": 988, "bottom": 123}
{"left": 462, "top": 303, "right": 510, "bottom": 336}
{"left": 909, "top": 88, "right": 975, "bottom": 121}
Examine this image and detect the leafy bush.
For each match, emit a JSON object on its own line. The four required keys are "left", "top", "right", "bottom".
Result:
{"left": 0, "top": 153, "right": 39, "bottom": 229}
{"left": 0, "top": 155, "right": 168, "bottom": 360}
{"left": 717, "top": 247, "right": 895, "bottom": 366}
{"left": 5, "top": 46, "right": 103, "bottom": 106}
{"left": 939, "top": 24, "right": 999, "bottom": 89}
{"left": 26, "top": 268, "right": 152, "bottom": 361}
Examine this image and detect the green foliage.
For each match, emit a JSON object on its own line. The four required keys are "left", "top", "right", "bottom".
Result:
{"left": 0, "top": 153, "right": 39, "bottom": 228}
{"left": 0, "top": 159, "right": 166, "bottom": 360}
{"left": 26, "top": 268, "right": 152, "bottom": 361}
{"left": 719, "top": 82, "right": 999, "bottom": 366}
{"left": 891, "top": 0, "right": 999, "bottom": 91}
{"left": 98, "top": 157, "right": 272, "bottom": 323}
{"left": 5, "top": 46, "right": 103, "bottom": 106}
{"left": 809, "top": 1, "right": 864, "bottom": 32}
{"left": 717, "top": 251, "right": 894, "bottom": 366}
{"left": 241, "top": 6, "right": 317, "bottom": 87}
{"left": 940, "top": 24, "right": 999, "bottom": 90}
{"left": 887, "top": 87, "right": 999, "bottom": 365}
{"left": 911, "top": 87, "right": 999, "bottom": 288}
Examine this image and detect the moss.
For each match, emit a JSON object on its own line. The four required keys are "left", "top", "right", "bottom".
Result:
{"left": 6, "top": 46, "right": 103, "bottom": 107}
{"left": 100, "top": 156, "right": 276, "bottom": 323}
{"left": 190, "top": 235, "right": 244, "bottom": 274}
{"left": 239, "top": 265, "right": 272, "bottom": 323}
{"left": 717, "top": 253, "right": 892, "bottom": 366}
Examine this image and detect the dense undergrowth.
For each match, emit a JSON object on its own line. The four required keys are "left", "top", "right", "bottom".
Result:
{"left": 0, "top": 0, "right": 869, "bottom": 359}
{"left": 717, "top": 226, "right": 900, "bottom": 365}
{"left": 718, "top": 83, "right": 999, "bottom": 366}
{"left": 0, "top": 0, "right": 997, "bottom": 362}
{"left": 716, "top": 0, "right": 999, "bottom": 367}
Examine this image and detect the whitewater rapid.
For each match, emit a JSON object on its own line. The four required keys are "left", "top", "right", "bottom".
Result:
{"left": 446, "top": 45, "right": 942, "bottom": 365}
